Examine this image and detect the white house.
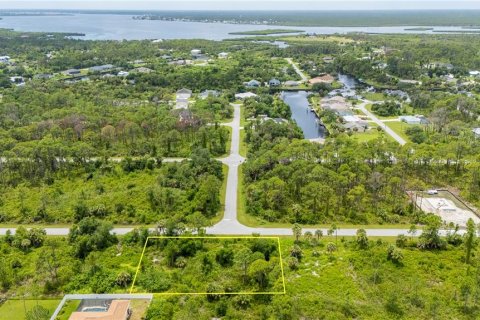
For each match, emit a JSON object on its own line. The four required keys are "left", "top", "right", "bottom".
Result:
{"left": 175, "top": 88, "right": 193, "bottom": 109}
{"left": 0, "top": 56, "right": 10, "bottom": 63}
{"left": 473, "top": 128, "right": 480, "bottom": 138}
{"left": 235, "top": 92, "right": 258, "bottom": 100}
{"left": 118, "top": 71, "right": 129, "bottom": 77}
{"left": 400, "top": 115, "right": 427, "bottom": 125}
{"left": 469, "top": 71, "right": 480, "bottom": 77}
{"left": 218, "top": 52, "right": 229, "bottom": 59}
{"left": 191, "top": 49, "right": 202, "bottom": 58}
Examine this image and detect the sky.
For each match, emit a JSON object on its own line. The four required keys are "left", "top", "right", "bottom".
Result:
{"left": 1, "top": 1, "right": 480, "bottom": 11}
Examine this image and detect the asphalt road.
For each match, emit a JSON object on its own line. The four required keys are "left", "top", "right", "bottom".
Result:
{"left": 356, "top": 99, "right": 407, "bottom": 146}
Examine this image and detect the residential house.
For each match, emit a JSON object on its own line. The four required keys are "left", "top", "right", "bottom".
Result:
{"left": 199, "top": 90, "right": 220, "bottom": 99}
{"left": 69, "top": 300, "right": 131, "bottom": 320}
{"left": 309, "top": 74, "right": 334, "bottom": 85}
{"left": 218, "top": 52, "right": 229, "bottom": 59}
{"left": 284, "top": 80, "right": 299, "bottom": 87}
{"left": 118, "top": 71, "right": 129, "bottom": 77}
{"left": 34, "top": 73, "right": 53, "bottom": 80}
{"left": 176, "top": 88, "right": 192, "bottom": 109}
{"left": 235, "top": 92, "right": 258, "bottom": 100}
{"left": 245, "top": 80, "right": 261, "bottom": 88}
{"left": 469, "top": 71, "right": 480, "bottom": 77}
{"left": 133, "top": 67, "right": 153, "bottom": 73}
{"left": 0, "top": 56, "right": 10, "bottom": 63}
{"left": 191, "top": 49, "right": 202, "bottom": 58}
{"left": 89, "top": 64, "right": 115, "bottom": 73}
{"left": 63, "top": 69, "right": 81, "bottom": 76}
{"left": 268, "top": 78, "right": 281, "bottom": 87}
{"left": 400, "top": 115, "right": 428, "bottom": 125}
{"left": 472, "top": 128, "right": 480, "bottom": 138}
{"left": 9, "top": 76, "right": 25, "bottom": 85}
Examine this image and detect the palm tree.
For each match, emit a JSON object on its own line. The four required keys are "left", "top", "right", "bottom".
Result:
{"left": 292, "top": 223, "right": 302, "bottom": 243}
{"left": 315, "top": 229, "right": 323, "bottom": 241}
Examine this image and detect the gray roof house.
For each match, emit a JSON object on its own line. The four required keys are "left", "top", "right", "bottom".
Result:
{"left": 63, "top": 69, "right": 81, "bottom": 76}
{"left": 284, "top": 80, "right": 299, "bottom": 87}
{"left": 245, "top": 80, "right": 261, "bottom": 88}
{"left": 89, "top": 64, "right": 115, "bottom": 72}
{"left": 269, "top": 78, "right": 281, "bottom": 87}
{"left": 34, "top": 73, "right": 53, "bottom": 80}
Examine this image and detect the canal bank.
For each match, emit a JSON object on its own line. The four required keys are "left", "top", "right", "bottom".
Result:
{"left": 280, "top": 91, "right": 327, "bottom": 141}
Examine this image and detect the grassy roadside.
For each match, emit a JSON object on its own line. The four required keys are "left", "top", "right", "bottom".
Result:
{"left": 384, "top": 121, "right": 414, "bottom": 143}
{"left": 239, "top": 129, "right": 247, "bottom": 157}
{"left": 211, "top": 164, "right": 229, "bottom": 225}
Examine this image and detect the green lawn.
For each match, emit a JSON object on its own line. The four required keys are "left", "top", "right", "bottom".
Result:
{"left": 362, "top": 92, "right": 386, "bottom": 101}
{"left": 239, "top": 129, "right": 248, "bottom": 157}
{"left": 0, "top": 299, "right": 61, "bottom": 320}
{"left": 211, "top": 164, "right": 229, "bottom": 225}
{"left": 55, "top": 300, "right": 81, "bottom": 320}
{"left": 384, "top": 121, "right": 418, "bottom": 143}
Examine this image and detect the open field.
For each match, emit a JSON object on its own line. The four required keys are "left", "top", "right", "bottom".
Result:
{"left": 0, "top": 299, "right": 61, "bottom": 320}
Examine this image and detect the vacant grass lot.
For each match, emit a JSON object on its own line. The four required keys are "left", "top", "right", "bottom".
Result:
{"left": 0, "top": 299, "right": 61, "bottom": 320}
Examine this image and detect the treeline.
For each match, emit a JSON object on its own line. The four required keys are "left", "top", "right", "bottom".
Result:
{"left": 242, "top": 121, "right": 480, "bottom": 224}
{"left": 0, "top": 148, "right": 224, "bottom": 224}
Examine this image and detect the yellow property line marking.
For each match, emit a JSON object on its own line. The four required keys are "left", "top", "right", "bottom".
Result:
{"left": 129, "top": 236, "right": 287, "bottom": 295}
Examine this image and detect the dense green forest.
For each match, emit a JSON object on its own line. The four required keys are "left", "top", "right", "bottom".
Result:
{"left": 1, "top": 224, "right": 479, "bottom": 319}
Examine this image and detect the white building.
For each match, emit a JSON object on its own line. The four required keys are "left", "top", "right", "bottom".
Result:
{"left": 235, "top": 92, "right": 258, "bottom": 100}
{"left": 218, "top": 52, "right": 229, "bottom": 59}
{"left": 0, "top": 56, "right": 10, "bottom": 63}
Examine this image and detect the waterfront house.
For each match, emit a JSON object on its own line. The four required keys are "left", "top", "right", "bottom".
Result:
{"left": 309, "top": 74, "right": 334, "bottom": 85}
{"left": 284, "top": 80, "right": 299, "bottom": 87}
{"left": 268, "top": 78, "right": 281, "bottom": 87}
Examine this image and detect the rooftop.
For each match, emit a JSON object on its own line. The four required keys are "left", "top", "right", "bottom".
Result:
{"left": 69, "top": 300, "right": 130, "bottom": 320}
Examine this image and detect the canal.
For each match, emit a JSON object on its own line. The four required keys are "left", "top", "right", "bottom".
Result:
{"left": 281, "top": 91, "right": 326, "bottom": 140}
{"left": 280, "top": 74, "right": 361, "bottom": 140}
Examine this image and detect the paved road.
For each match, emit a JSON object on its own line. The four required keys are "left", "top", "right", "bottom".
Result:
{"left": 286, "top": 58, "right": 308, "bottom": 82}
{"left": 356, "top": 99, "right": 407, "bottom": 146}
{"left": 212, "top": 103, "right": 247, "bottom": 234}
{"left": 0, "top": 101, "right": 459, "bottom": 238}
